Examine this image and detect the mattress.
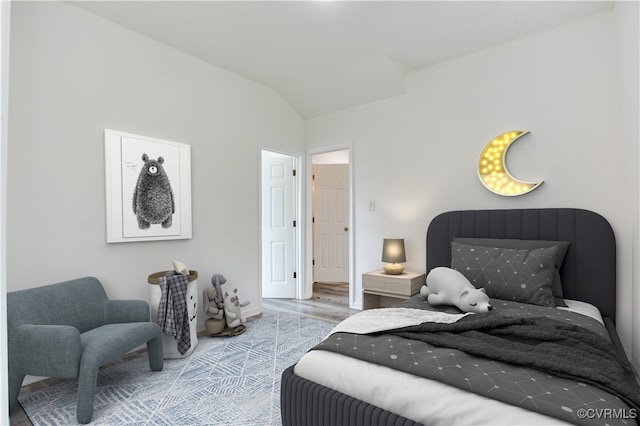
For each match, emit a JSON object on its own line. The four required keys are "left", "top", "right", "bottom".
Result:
{"left": 294, "top": 299, "right": 630, "bottom": 426}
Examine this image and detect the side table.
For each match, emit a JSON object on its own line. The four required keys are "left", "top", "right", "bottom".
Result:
{"left": 362, "top": 270, "right": 425, "bottom": 309}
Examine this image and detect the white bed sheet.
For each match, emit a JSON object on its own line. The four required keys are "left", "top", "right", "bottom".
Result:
{"left": 559, "top": 299, "right": 604, "bottom": 324}
{"left": 294, "top": 300, "right": 601, "bottom": 426}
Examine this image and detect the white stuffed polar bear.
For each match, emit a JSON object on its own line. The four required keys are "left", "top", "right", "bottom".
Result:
{"left": 420, "top": 267, "right": 493, "bottom": 313}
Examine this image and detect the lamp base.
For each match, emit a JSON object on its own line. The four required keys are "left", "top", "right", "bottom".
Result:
{"left": 383, "top": 263, "right": 404, "bottom": 275}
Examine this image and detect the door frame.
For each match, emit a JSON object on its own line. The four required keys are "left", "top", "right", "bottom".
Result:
{"left": 305, "top": 143, "right": 356, "bottom": 308}
{"left": 259, "top": 146, "right": 305, "bottom": 302}
{"left": 0, "top": 1, "right": 10, "bottom": 423}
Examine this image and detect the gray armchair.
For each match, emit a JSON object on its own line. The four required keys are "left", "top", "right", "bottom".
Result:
{"left": 7, "top": 276, "right": 163, "bottom": 424}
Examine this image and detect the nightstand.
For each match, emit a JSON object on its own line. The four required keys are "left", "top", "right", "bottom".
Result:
{"left": 362, "top": 270, "right": 426, "bottom": 309}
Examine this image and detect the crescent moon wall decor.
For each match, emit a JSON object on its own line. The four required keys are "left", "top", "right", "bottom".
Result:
{"left": 477, "top": 130, "right": 543, "bottom": 196}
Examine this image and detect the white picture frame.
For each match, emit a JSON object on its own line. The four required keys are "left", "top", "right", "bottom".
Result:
{"left": 105, "top": 129, "right": 192, "bottom": 243}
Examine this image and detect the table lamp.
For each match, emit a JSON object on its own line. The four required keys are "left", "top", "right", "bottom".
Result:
{"left": 382, "top": 238, "right": 406, "bottom": 275}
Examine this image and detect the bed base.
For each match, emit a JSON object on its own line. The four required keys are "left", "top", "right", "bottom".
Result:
{"left": 280, "top": 365, "right": 421, "bottom": 426}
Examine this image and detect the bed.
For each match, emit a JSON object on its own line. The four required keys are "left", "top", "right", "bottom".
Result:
{"left": 281, "top": 208, "right": 640, "bottom": 426}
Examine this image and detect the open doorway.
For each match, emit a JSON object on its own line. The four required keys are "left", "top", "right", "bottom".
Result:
{"left": 311, "top": 149, "right": 350, "bottom": 306}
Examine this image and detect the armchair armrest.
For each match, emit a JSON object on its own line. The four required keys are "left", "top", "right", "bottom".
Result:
{"left": 10, "top": 324, "right": 82, "bottom": 378}
{"left": 104, "top": 299, "right": 150, "bottom": 324}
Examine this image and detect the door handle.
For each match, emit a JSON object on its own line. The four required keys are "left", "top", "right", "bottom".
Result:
{"left": 344, "top": 227, "right": 349, "bottom": 232}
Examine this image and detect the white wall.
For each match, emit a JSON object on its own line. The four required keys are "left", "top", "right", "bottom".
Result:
{"left": 7, "top": 2, "right": 304, "bottom": 323}
{"left": 306, "top": 11, "right": 637, "bottom": 360}
{"left": 614, "top": 1, "right": 640, "bottom": 373}
{"left": 0, "top": 1, "right": 10, "bottom": 423}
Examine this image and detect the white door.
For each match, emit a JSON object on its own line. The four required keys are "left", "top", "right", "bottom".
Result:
{"left": 261, "top": 150, "right": 297, "bottom": 298}
{"left": 313, "top": 164, "right": 349, "bottom": 283}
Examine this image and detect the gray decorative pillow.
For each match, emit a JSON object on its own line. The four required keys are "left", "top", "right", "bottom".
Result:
{"left": 451, "top": 241, "right": 558, "bottom": 307}
{"left": 452, "top": 238, "right": 570, "bottom": 307}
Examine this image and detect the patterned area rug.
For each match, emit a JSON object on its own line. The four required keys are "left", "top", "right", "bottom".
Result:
{"left": 19, "top": 311, "right": 334, "bottom": 426}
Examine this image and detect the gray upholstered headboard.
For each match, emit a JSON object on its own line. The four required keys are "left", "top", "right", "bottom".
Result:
{"left": 426, "top": 208, "right": 617, "bottom": 322}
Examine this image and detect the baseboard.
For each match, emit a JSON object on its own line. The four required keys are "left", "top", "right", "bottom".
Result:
{"left": 242, "top": 305, "right": 261, "bottom": 319}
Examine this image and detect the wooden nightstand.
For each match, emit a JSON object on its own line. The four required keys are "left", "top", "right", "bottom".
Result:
{"left": 362, "top": 270, "right": 426, "bottom": 309}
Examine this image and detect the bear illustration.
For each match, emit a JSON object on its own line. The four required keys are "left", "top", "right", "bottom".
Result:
{"left": 132, "top": 153, "right": 175, "bottom": 229}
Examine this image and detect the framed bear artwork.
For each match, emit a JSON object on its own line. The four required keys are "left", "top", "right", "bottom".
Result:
{"left": 105, "top": 129, "right": 192, "bottom": 243}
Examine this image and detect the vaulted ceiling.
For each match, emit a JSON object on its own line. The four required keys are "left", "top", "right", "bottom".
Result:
{"left": 71, "top": 1, "right": 613, "bottom": 118}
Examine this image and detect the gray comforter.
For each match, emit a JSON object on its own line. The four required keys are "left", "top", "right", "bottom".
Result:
{"left": 312, "top": 298, "right": 639, "bottom": 425}
{"left": 390, "top": 313, "right": 640, "bottom": 413}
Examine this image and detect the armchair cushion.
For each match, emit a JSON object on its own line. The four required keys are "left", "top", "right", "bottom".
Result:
{"left": 80, "top": 322, "right": 161, "bottom": 367}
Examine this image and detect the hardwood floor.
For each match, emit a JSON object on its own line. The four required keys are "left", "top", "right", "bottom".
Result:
{"left": 9, "top": 282, "right": 357, "bottom": 425}
{"left": 9, "top": 394, "right": 33, "bottom": 425}
{"left": 263, "top": 281, "right": 358, "bottom": 323}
